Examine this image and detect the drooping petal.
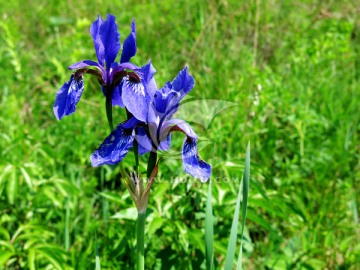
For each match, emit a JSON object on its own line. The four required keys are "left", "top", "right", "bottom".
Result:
{"left": 90, "top": 118, "right": 139, "bottom": 167}
{"left": 109, "top": 62, "right": 138, "bottom": 86}
{"left": 159, "top": 118, "right": 198, "bottom": 142}
{"left": 158, "top": 118, "right": 210, "bottom": 181}
{"left": 111, "top": 62, "right": 138, "bottom": 74}
{"left": 90, "top": 14, "right": 120, "bottom": 70}
{"left": 68, "top": 60, "right": 106, "bottom": 86}
{"left": 112, "top": 82, "right": 125, "bottom": 107}
{"left": 68, "top": 60, "right": 104, "bottom": 71}
{"left": 182, "top": 138, "right": 211, "bottom": 182}
{"left": 121, "top": 76, "right": 149, "bottom": 123}
{"left": 133, "top": 61, "right": 157, "bottom": 125}
{"left": 122, "top": 117, "right": 142, "bottom": 129}
{"left": 53, "top": 74, "right": 84, "bottom": 120}
{"left": 136, "top": 127, "right": 152, "bottom": 155}
{"left": 120, "top": 19, "right": 136, "bottom": 64}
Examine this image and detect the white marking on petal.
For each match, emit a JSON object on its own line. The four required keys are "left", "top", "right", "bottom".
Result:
{"left": 124, "top": 76, "right": 145, "bottom": 96}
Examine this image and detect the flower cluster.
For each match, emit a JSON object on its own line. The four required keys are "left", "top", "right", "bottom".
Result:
{"left": 54, "top": 14, "right": 211, "bottom": 182}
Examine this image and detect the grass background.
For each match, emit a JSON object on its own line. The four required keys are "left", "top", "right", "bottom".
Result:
{"left": 1, "top": 0, "right": 359, "bottom": 269}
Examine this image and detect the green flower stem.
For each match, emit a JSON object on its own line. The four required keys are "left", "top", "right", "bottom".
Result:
{"left": 105, "top": 89, "right": 113, "bottom": 131}
{"left": 133, "top": 128, "right": 139, "bottom": 174}
{"left": 146, "top": 151, "right": 157, "bottom": 178}
{"left": 137, "top": 211, "right": 146, "bottom": 270}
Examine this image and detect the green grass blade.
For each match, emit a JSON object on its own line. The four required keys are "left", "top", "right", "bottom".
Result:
{"left": 95, "top": 233, "right": 101, "bottom": 270}
{"left": 236, "top": 247, "right": 243, "bottom": 270}
{"left": 65, "top": 197, "right": 70, "bottom": 250}
{"left": 224, "top": 176, "right": 242, "bottom": 270}
{"left": 236, "top": 141, "right": 250, "bottom": 270}
{"left": 205, "top": 178, "right": 214, "bottom": 270}
{"left": 242, "top": 141, "right": 250, "bottom": 236}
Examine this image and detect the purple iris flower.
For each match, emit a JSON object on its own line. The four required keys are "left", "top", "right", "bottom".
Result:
{"left": 53, "top": 14, "right": 138, "bottom": 120}
{"left": 90, "top": 62, "right": 212, "bottom": 182}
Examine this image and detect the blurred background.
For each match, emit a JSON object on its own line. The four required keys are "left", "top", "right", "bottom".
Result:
{"left": 0, "top": 0, "right": 359, "bottom": 269}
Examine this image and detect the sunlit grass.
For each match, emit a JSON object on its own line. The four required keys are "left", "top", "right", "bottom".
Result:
{"left": 0, "top": 0, "right": 359, "bottom": 269}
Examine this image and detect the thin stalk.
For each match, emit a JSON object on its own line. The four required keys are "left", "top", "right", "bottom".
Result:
{"left": 133, "top": 128, "right": 139, "bottom": 174}
{"left": 65, "top": 197, "right": 70, "bottom": 250}
{"left": 146, "top": 151, "right": 157, "bottom": 179}
{"left": 137, "top": 212, "right": 146, "bottom": 270}
{"left": 105, "top": 88, "right": 113, "bottom": 131}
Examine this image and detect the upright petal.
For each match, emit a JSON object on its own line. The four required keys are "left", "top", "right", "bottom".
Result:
{"left": 90, "top": 14, "right": 120, "bottom": 70}
{"left": 152, "top": 83, "right": 179, "bottom": 119}
{"left": 90, "top": 118, "right": 138, "bottom": 167}
{"left": 53, "top": 74, "right": 84, "bottom": 120}
{"left": 152, "top": 67, "right": 195, "bottom": 121}
{"left": 120, "top": 19, "right": 137, "bottom": 64}
{"left": 90, "top": 16, "right": 105, "bottom": 66}
{"left": 182, "top": 138, "right": 211, "bottom": 182}
{"left": 139, "top": 60, "right": 157, "bottom": 97}
{"left": 171, "top": 66, "right": 195, "bottom": 97}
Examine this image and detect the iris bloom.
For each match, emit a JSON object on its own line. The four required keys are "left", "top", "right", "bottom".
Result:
{"left": 90, "top": 63, "right": 212, "bottom": 182}
{"left": 53, "top": 14, "right": 138, "bottom": 120}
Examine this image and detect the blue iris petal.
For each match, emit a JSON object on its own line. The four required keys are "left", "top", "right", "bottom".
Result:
{"left": 182, "top": 138, "right": 211, "bottom": 182}
{"left": 158, "top": 118, "right": 210, "bottom": 181}
{"left": 120, "top": 19, "right": 137, "bottom": 64}
{"left": 136, "top": 127, "right": 153, "bottom": 155}
{"left": 171, "top": 66, "right": 195, "bottom": 97}
{"left": 68, "top": 60, "right": 104, "bottom": 71}
{"left": 159, "top": 133, "right": 171, "bottom": 151}
{"left": 136, "top": 126, "right": 171, "bottom": 155}
{"left": 53, "top": 74, "right": 84, "bottom": 120}
{"left": 121, "top": 75, "right": 149, "bottom": 123}
{"left": 153, "top": 83, "right": 178, "bottom": 115}
{"left": 90, "top": 14, "right": 120, "bottom": 70}
{"left": 112, "top": 82, "right": 125, "bottom": 107}
{"left": 140, "top": 61, "right": 157, "bottom": 97}
{"left": 90, "top": 118, "right": 138, "bottom": 167}
{"left": 151, "top": 67, "right": 194, "bottom": 122}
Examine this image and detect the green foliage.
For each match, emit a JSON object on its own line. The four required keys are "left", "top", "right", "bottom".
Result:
{"left": 205, "top": 178, "right": 214, "bottom": 270}
{"left": 1, "top": 0, "right": 360, "bottom": 269}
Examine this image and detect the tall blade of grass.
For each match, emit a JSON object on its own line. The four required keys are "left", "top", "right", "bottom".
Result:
{"left": 205, "top": 178, "right": 214, "bottom": 270}
{"left": 352, "top": 190, "right": 358, "bottom": 225}
{"left": 224, "top": 177, "right": 243, "bottom": 270}
{"left": 95, "top": 233, "right": 101, "bottom": 270}
{"left": 236, "top": 141, "right": 250, "bottom": 270}
{"left": 65, "top": 197, "right": 70, "bottom": 250}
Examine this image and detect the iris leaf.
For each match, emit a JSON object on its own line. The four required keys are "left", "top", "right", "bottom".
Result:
{"left": 236, "top": 141, "right": 250, "bottom": 270}
{"left": 205, "top": 178, "right": 214, "bottom": 270}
